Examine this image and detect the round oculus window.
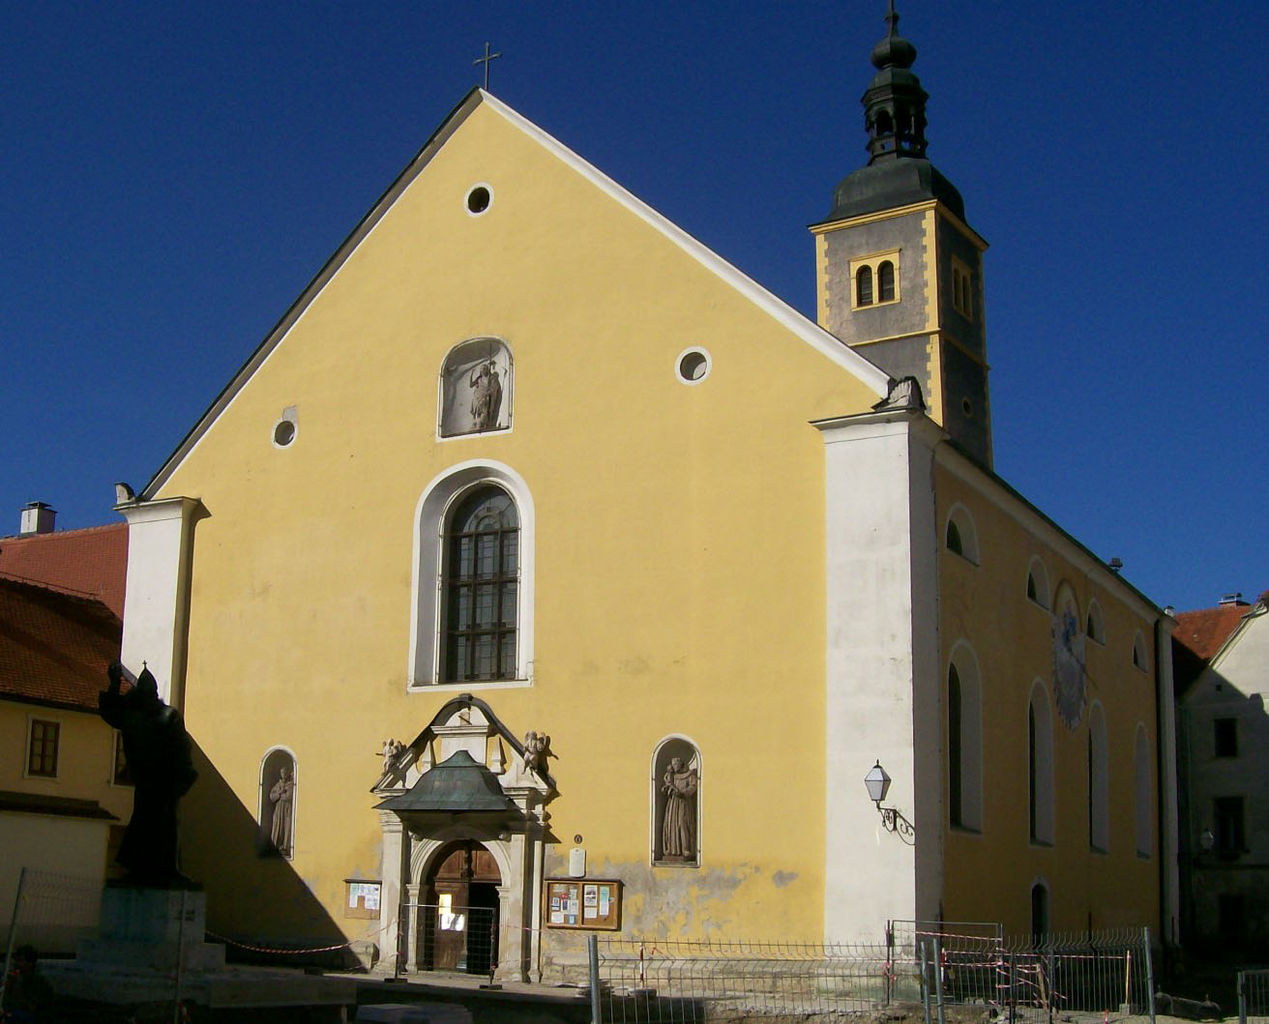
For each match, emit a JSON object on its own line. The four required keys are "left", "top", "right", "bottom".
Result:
{"left": 273, "top": 419, "right": 296, "bottom": 447}
{"left": 676, "top": 348, "right": 711, "bottom": 384}
{"left": 465, "top": 184, "right": 492, "bottom": 215}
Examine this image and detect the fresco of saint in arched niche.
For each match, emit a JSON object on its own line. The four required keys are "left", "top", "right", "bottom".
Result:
{"left": 440, "top": 337, "right": 512, "bottom": 437}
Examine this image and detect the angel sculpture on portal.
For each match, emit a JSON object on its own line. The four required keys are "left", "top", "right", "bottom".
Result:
{"left": 660, "top": 757, "right": 699, "bottom": 863}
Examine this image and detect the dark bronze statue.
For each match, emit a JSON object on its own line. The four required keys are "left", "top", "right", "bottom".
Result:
{"left": 99, "top": 662, "right": 198, "bottom": 886}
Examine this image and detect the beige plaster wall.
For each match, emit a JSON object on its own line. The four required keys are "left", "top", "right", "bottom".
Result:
{"left": 933, "top": 459, "right": 1162, "bottom": 935}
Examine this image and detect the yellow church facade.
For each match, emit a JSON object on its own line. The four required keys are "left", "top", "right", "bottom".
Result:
{"left": 113, "top": 21, "right": 1178, "bottom": 983}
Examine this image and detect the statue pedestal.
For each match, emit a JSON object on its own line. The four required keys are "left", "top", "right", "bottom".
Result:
{"left": 75, "top": 884, "right": 225, "bottom": 972}
{"left": 43, "top": 884, "right": 356, "bottom": 1011}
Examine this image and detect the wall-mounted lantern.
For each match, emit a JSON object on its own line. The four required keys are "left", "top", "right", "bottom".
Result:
{"left": 864, "top": 759, "right": 915, "bottom": 843}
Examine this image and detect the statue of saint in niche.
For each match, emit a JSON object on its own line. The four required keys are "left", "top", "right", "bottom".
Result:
{"left": 468, "top": 360, "right": 503, "bottom": 432}
{"left": 269, "top": 766, "right": 295, "bottom": 855}
{"left": 99, "top": 662, "right": 198, "bottom": 886}
{"left": 660, "top": 757, "right": 699, "bottom": 862}
{"left": 439, "top": 339, "right": 512, "bottom": 437}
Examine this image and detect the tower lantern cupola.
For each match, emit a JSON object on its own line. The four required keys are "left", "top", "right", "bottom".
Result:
{"left": 864, "top": 4, "right": 928, "bottom": 163}
{"left": 812, "top": 2, "right": 994, "bottom": 468}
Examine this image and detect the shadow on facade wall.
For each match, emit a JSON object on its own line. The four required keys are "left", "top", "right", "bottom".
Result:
{"left": 179, "top": 737, "right": 361, "bottom": 969}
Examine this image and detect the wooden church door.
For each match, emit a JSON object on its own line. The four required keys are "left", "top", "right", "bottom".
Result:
{"left": 422, "top": 840, "right": 501, "bottom": 974}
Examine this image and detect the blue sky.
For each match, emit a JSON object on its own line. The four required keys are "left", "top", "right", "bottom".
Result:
{"left": 2, "top": 1, "right": 1266, "bottom": 613}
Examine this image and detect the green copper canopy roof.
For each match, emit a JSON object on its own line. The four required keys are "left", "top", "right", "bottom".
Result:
{"left": 376, "top": 750, "right": 516, "bottom": 813}
{"left": 827, "top": 158, "right": 964, "bottom": 222}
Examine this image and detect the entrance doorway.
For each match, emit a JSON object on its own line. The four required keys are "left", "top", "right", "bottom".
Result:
{"left": 421, "top": 840, "right": 501, "bottom": 975}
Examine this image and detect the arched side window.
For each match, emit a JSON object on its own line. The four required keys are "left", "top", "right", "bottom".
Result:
{"left": 409, "top": 461, "right": 535, "bottom": 688}
{"left": 1088, "top": 702, "right": 1109, "bottom": 852}
{"left": 1026, "top": 557, "right": 1051, "bottom": 610}
{"left": 944, "top": 504, "right": 979, "bottom": 564}
{"left": 1132, "top": 629, "right": 1149, "bottom": 671}
{"left": 259, "top": 748, "right": 297, "bottom": 858}
{"left": 1028, "top": 680, "right": 1055, "bottom": 846}
{"left": 877, "top": 260, "right": 896, "bottom": 302}
{"left": 652, "top": 737, "right": 701, "bottom": 867}
{"left": 948, "top": 644, "right": 983, "bottom": 831}
{"left": 442, "top": 486, "right": 519, "bottom": 683}
{"left": 855, "top": 265, "right": 874, "bottom": 307}
{"left": 439, "top": 337, "right": 513, "bottom": 438}
{"left": 1134, "top": 724, "right": 1152, "bottom": 857}
{"left": 1086, "top": 600, "right": 1106, "bottom": 645}
{"left": 851, "top": 253, "right": 901, "bottom": 309}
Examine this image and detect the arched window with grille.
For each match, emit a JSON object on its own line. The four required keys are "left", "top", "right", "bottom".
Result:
{"left": 410, "top": 461, "right": 534, "bottom": 688}
{"left": 877, "top": 260, "right": 896, "bottom": 302}
{"left": 855, "top": 265, "right": 874, "bottom": 307}
{"left": 442, "top": 485, "right": 520, "bottom": 683}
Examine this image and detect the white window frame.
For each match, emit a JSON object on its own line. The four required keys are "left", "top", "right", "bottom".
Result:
{"left": 408, "top": 460, "right": 535, "bottom": 689}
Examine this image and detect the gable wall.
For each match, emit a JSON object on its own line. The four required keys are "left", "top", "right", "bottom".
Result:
{"left": 154, "top": 101, "right": 885, "bottom": 948}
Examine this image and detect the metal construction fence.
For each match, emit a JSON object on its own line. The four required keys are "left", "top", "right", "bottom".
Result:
{"left": 587, "top": 923, "right": 1157, "bottom": 1024}
{"left": 394, "top": 901, "right": 500, "bottom": 978}
{"left": 2, "top": 867, "right": 102, "bottom": 959}
{"left": 1239, "top": 969, "right": 1269, "bottom": 1024}
{"left": 905, "top": 922, "right": 1155, "bottom": 1024}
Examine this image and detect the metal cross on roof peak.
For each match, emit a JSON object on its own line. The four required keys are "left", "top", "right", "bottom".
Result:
{"left": 474, "top": 42, "right": 502, "bottom": 90}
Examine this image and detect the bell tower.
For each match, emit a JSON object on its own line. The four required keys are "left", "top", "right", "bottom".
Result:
{"left": 812, "top": 2, "right": 992, "bottom": 466}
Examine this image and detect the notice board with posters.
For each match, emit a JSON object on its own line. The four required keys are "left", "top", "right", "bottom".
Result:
{"left": 544, "top": 879, "right": 622, "bottom": 930}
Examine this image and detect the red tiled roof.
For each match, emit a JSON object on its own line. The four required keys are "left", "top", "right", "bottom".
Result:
{"left": 0, "top": 577, "right": 121, "bottom": 712}
{"left": 0, "top": 523, "right": 127, "bottom": 618}
{"left": 1173, "top": 602, "right": 1252, "bottom": 661}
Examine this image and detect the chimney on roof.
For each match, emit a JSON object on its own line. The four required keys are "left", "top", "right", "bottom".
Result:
{"left": 1219, "top": 593, "right": 1245, "bottom": 606}
{"left": 19, "top": 502, "right": 56, "bottom": 536}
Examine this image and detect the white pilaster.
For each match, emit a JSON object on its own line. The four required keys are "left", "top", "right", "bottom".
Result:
{"left": 117, "top": 496, "right": 204, "bottom": 708}
{"left": 817, "top": 409, "right": 942, "bottom": 941}
{"left": 377, "top": 811, "right": 407, "bottom": 973}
